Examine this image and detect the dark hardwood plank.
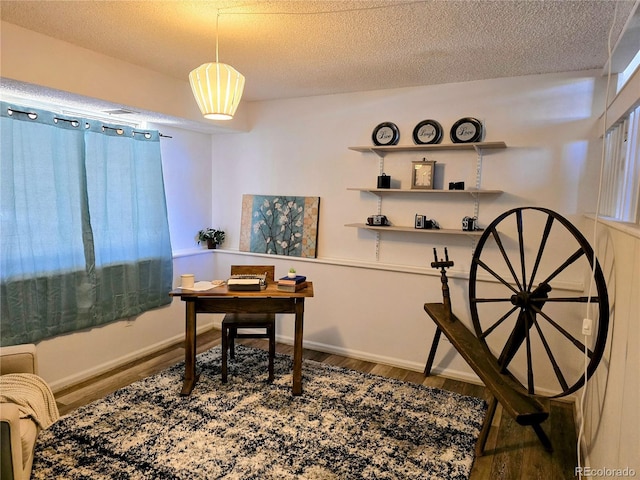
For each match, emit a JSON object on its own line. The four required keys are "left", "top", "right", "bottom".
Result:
{"left": 470, "top": 404, "right": 503, "bottom": 479}
{"left": 325, "top": 355, "right": 376, "bottom": 373}
{"left": 488, "top": 413, "right": 527, "bottom": 479}
{"left": 301, "top": 348, "right": 331, "bottom": 363}
{"left": 549, "top": 401, "right": 578, "bottom": 480}
{"left": 422, "top": 374, "right": 447, "bottom": 390}
{"left": 519, "top": 429, "right": 553, "bottom": 480}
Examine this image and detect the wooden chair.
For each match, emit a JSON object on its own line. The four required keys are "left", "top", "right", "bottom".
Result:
{"left": 221, "top": 265, "right": 276, "bottom": 383}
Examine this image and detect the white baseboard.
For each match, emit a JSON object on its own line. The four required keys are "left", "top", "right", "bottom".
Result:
{"left": 277, "top": 334, "right": 484, "bottom": 386}
{"left": 49, "top": 323, "right": 217, "bottom": 393}
{"left": 283, "top": 335, "right": 574, "bottom": 398}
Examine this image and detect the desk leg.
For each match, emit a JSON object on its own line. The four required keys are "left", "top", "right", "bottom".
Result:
{"left": 293, "top": 299, "right": 305, "bottom": 396}
{"left": 180, "top": 299, "right": 198, "bottom": 396}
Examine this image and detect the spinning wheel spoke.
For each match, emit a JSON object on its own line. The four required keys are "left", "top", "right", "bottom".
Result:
{"left": 539, "top": 248, "right": 585, "bottom": 285}
{"left": 475, "top": 259, "right": 520, "bottom": 295}
{"left": 532, "top": 317, "right": 570, "bottom": 392}
{"left": 544, "top": 296, "right": 601, "bottom": 303}
{"left": 490, "top": 227, "right": 523, "bottom": 291}
{"left": 530, "top": 304, "right": 594, "bottom": 359}
{"left": 471, "top": 297, "right": 515, "bottom": 303}
{"left": 516, "top": 209, "right": 528, "bottom": 290}
{"left": 527, "top": 215, "right": 555, "bottom": 292}
{"left": 479, "top": 306, "right": 519, "bottom": 340}
{"left": 524, "top": 310, "right": 535, "bottom": 394}
{"left": 497, "top": 311, "right": 528, "bottom": 371}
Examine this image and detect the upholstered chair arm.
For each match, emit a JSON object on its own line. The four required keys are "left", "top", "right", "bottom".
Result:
{"left": 1, "top": 402, "right": 26, "bottom": 480}
{"left": 0, "top": 344, "right": 38, "bottom": 375}
{"left": 1, "top": 344, "right": 40, "bottom": 480}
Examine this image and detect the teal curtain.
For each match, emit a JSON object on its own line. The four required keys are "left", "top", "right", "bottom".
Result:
{"left": 1, "top": 103, "right": 173, "bottom": 346}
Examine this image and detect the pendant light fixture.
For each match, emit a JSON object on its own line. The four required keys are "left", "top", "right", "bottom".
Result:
{"left": 189, "top": 12, "right": 245, "bottom": 120}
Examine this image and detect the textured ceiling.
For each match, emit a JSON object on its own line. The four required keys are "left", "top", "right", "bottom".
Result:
{"left": 1, "top": 0, "right": 637, "bottom": 103}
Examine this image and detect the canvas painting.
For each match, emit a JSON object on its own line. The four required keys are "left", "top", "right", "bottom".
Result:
{"left": 240, "top": 194, "right": 320, "bottom": 258}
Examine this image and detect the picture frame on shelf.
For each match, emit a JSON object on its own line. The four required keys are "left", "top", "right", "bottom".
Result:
{"left": 411, "top": 160, "right": 436, "bottom": 189}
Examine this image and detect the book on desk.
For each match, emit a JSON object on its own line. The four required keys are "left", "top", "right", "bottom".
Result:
{"left": 277, "top": 275, "right": 308, "bottom": 292}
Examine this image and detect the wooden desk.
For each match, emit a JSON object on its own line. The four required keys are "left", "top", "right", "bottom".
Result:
{"left": 169, "top": 282, "right": 314, "bottom": 396}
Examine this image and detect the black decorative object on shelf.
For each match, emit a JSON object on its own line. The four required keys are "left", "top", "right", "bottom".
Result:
{"left": 450, "top": 117, "right": 483, "bottom": 143}
{"left": 415, "top": 215, "right": 439, "bottom": 229}
{"left": 372, "top": 122, "right": 400, "bottom": 146}
{"left": 413, "top": 119, "right": 443, "bottom": 144}
{"left": 462, "top": 216, "right": 478, "bottom": 231}
{"left": 367, "top": 215, "right": 390, "bottom": 226}
{"left": 377, "top": 173, "right": 391, "bottom": 189}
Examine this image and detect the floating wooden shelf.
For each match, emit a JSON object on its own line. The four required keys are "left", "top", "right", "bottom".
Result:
{"left": 347, "top": 188, "right": 503, "bottom": 196}
{"left": 345, "top": 223, "right": 485, "bottom": 237}
{"left": 348, "top": 141, "right": 507, "bottom": 157}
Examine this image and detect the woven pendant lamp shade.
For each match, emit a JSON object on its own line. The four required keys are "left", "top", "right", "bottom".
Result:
{"left": 189, "top": 62, "right": 245, "bottom": 120}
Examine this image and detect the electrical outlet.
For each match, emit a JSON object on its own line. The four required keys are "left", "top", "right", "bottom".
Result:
{"left": 582, "top": 318, "right": 593, "bottom": 336}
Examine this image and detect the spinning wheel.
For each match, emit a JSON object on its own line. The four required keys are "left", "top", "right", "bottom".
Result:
{"left": 468, "top": 207, "right": 609, "bottom": 398}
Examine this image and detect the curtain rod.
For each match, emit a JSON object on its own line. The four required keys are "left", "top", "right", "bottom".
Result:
{"left": 5, "top": 105, "right": 172, "bottom": 138}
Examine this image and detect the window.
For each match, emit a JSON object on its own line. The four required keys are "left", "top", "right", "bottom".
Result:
{"left": 617, "top": 49, "right": 640, "bottom": 93}
{"left": 600, "top": 37, "right": 640, "bottom": 225}
{"left": 601, "top": 104, "right": 640, "bottom": 224}
{"left": 0, "top": 102, "right": 173, "bottom": 346}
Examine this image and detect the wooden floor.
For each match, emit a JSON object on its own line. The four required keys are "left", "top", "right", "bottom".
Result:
{"left": 54, "top": 327, "right": 578, "bottom": 480}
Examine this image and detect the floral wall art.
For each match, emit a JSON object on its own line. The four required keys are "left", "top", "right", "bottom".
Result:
{"left": 239, "top": 195, "right": 320, "bottom": 258}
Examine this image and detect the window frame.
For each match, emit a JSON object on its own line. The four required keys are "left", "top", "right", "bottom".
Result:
{"left": 599, "top": 57, "right": 640, "bottom": 228}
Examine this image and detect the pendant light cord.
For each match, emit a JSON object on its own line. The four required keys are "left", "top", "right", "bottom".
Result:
{"left": 575, "top": 2, "right": 617, "bottom": 477}
{"left": 215, "top": 10, "right": 220, "bottom": 64}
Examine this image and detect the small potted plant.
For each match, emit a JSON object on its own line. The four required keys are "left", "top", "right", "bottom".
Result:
{"left": 197, "top": 228, "right": 225, "bottom": 249}
{"left": 287, "top": 267, "right": 297, "bottom": 278}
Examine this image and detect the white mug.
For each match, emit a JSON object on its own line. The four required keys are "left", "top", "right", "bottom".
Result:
{"left": 180, "top": 274, "right": 195, "bottom": 288}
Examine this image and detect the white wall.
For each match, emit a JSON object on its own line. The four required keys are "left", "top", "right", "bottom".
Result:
{"left": 213, "top": 73, "right": 604, "bottom": 267}
{"left": 209, "top": 71, "right": 607, "bottom": 391}
{"left": 155, "top": 124, "right": 213, "bottom": 252}
{"left": 579, "top": 220, "right": 639, "bottom": 477}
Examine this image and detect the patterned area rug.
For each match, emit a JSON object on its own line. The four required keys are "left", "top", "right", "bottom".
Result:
{"left": 32, "top": 345, "right": 487, "bottom": 479}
